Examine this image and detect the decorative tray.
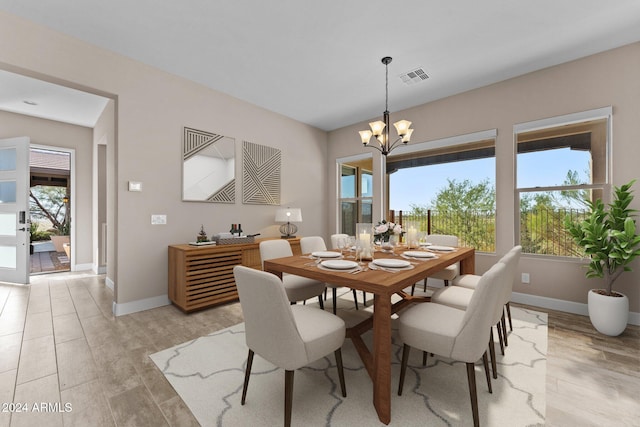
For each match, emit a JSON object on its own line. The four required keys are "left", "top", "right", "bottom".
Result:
{"left": 214, "top": 236, "right": 255, "bottom": 245}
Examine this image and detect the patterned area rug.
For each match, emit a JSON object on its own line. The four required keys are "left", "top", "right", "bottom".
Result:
{"left": 151, "top": 299, "right": 546, "bottom": 426}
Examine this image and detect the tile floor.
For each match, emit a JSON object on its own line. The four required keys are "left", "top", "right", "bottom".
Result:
{"left": 0, "top": 272, "right": 638, "bottom": 426}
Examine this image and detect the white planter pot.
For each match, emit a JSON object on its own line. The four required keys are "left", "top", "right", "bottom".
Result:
{"left": 588, "top": 289, "right": 629, "bottom": 336}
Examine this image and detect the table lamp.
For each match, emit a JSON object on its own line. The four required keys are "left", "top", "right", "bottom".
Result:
{"left": 275, "top": 207, "right": 302, "bottom": 239}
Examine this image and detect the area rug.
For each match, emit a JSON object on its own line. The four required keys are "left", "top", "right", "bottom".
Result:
{"left": 150, "top": 299, "right": 547, "bottom": 426}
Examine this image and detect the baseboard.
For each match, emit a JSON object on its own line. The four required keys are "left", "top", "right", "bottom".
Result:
{"left": 92, "top": 263, "right": 107, "bottom": 275}
{"left": 112, "top": 294, "right": 171, "bottom": 317}
{"left": 512, "top": 292, "right": 640, "bottom": 326}
{"left": 105, "top": 277, "right": 114, "bottom": 292}
{"left": 72, "top": 263, "right": 93, "bottom": 272}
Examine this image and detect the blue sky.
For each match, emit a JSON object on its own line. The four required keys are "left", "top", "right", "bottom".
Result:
{"left": 389, "top": 148, "right": 591, "bottom": 211}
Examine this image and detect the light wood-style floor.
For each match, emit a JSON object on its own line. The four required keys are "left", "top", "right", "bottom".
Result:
{"left": 0, "top": 273, "right": 638, "bottom": 426}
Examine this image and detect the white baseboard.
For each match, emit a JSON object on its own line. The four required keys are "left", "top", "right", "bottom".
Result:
{"left": 512, "top": 292, "right": 640, "bottom": 326}
{"left": 72, "top": 263, "right": 93, "bottom": 272}
{"left": 112, "top": 294, "right": 171, "bottom": 317}
{"left": 92, "top": 263, "right": 107, "bottom": 275}
{"left": 105, "top": 277, "right": 114, "bottom": 292}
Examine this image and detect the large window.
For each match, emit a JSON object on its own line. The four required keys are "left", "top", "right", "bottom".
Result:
{"left": 515, "top": 108, "right": 611, "bottom": 257}
{"left": 387, "top": 131, "right": 497, "bottom": 252}
{"left": 339, "top": 160, "right": 373, "bottom": 235}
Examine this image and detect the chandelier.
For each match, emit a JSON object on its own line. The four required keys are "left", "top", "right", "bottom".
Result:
{"left": 359, "top": 56, "right": 413, "bottom": 155}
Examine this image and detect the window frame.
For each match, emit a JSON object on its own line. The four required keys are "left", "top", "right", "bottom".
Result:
{"left": 513, "top": 107, "right": 613, "bottom": 258}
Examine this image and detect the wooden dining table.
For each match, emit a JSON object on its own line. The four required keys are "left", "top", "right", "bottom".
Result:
{"left": 263, "top": 245, "right": 475, "bottom": 425}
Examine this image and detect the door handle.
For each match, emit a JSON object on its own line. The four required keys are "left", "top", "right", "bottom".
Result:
{"left": 17, "top": 228, "right": 26, "bottom": 231}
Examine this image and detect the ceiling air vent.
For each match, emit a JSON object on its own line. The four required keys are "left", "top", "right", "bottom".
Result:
{"left": 399, "top": 68, "right": 429, "bottom": 86}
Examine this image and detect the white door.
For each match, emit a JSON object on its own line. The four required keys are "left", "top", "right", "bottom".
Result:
{"left": 0, "top": 137, "right": 30, "bottom": 284}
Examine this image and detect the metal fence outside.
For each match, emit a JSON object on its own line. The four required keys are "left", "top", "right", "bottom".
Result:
{"left": 389, "top": 207, "right": 587, "bottom": 256}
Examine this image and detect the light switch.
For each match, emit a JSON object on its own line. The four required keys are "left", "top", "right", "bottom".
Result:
{"left": 151, "top": 214, "right": 167, "bottom": 225}
{"left": 128, "top": 181, "right": 142, "bottom": 192}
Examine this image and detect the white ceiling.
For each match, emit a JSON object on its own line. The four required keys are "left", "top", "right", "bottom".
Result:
{"left": 1, "top": 0, "right": 640, "bottom": 131}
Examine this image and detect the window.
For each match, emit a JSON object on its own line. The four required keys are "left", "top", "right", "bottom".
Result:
{"left": 387, "top": 130, "right": 497, "bottom": 252}
{"left": 339, "top": 159, "right": 373, "bottom": 235}
{"left": 515, "top": 108, "right": 611, "bottom": 257}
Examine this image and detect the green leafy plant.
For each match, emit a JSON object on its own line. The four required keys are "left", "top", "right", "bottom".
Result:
{"left": 565, "top": 180, "right": 640, "bottom": 296}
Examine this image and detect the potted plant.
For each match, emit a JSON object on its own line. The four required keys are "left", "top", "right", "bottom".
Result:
{"left": 565, "top": 180, "right": 640, "bottom": 336}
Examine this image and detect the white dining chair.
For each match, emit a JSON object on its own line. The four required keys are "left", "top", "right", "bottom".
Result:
{"left": 453, "top": 246, "right": 522, "bottom": 336}
{"left": 330, "top": 233, "right": 367, "bottom": 306}
{"left": 411, "top": 234, "right": 459, "bottom": 295}
{"left": 300, "top": 236, "right": 360, "bottom": 314}
{"left": 429, "top": 246, "right": 522, "bottom": 378}
{"left": 259, "top": 239, "right": 325, "bottom": 308}
{"left": 234, "top": 266, "right": 346, "bottom": 427}
{"left": 397, "top": 262, "right": 507, "bottom": 427}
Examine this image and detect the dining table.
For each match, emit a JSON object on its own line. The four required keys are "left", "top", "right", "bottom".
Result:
{"left": 263, "top": 244, "right": 475, "bottom": 425}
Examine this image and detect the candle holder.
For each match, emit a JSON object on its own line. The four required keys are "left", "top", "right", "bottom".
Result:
{"left": 356, "top": 223, "right": 374, "bottom": 262}
{"left": 405, "top": 221, "right": 420, "bottom": 249}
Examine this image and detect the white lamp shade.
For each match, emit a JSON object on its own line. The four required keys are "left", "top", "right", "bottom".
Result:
{"left": 369, "top": 120, "right": 386, "bottom": 136}
{"left": 393, "top": 120, "right": 412, "bottom": 136}
{"left": 275, "top": 207, "right": 302, "bottom": 222}
{"left": 401, "top": 128, "right": 414, "bottom": 142}
{"left": 359, "top": 130, "right": 373, "bottom": 144}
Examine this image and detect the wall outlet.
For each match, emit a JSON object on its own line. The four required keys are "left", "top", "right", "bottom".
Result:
{"left": 151, "top": 214, "right": 166, "bottom": 225}
{"left": 521, "top": 273, "right": 530, "bottom": 284}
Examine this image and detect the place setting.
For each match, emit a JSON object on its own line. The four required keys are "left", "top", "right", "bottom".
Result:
{"left": 401, "top": 250, "right": 439, "bottom": 261}
{"left": 426, "top": 245, "right": 457, "bottom": 253}
{"left": 367, "top": 258, "right": 415, "bottom": 273}
{"left": 316, "top": 259, "right": 362, "bottom": 274}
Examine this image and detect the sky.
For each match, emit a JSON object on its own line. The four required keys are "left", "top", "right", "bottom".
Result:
{"left": 389, "top": 148, "right": 591, "bottom": 211}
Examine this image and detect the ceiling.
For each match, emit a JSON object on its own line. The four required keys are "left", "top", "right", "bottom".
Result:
{"left": 1, "top": 0, "right": 640, "bottom": 131}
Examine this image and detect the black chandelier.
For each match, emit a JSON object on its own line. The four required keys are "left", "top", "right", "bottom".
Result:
{"left": 359, "top": 56, "right": 413, "bottom": 155}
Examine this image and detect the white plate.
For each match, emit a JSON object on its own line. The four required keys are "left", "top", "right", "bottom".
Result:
{"left": 312, "top": 251, "right": 342, "bottom": 258}
{"left": 404, "top": 251, "right": 436, "bottom": 258}
{"left": 320, "top": 260, "right": 359, "bottom": 270}
{"left": 419, "top": 242, "right": 433, "bottom": 247}
{"left": 429, "top": 245, "right": 455, "bottom": 251}
{"left": 372, "top": 259, "right": 411, "bottom": 268}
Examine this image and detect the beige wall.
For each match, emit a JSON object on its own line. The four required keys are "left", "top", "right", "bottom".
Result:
{"left": 328, "top": 42, "right": 640, "bottom": 314}
{"left": 0, "top": 11, "right": 328, "bottom": 312}
{"left": 0, "top": 110, "right": 94, "bottom": 269}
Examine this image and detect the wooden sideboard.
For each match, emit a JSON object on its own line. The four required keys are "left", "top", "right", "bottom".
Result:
{"left": 168, "top": 237, "right": 301, "bottom": 312}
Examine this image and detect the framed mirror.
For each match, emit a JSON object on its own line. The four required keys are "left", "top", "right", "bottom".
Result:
{"left": 182, "top": 127, "right": 235, "bottom": 203}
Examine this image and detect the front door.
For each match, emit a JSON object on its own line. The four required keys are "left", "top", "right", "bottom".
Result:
{"left": 0, "top": 137, "right": 30, "bottom": 284}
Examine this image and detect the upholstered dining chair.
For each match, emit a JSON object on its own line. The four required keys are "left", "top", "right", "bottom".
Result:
{"left": 233, "top": 266, "right": 347, "bottom": 427}
{"left": 454, "top": 246, "right": 522, "bottom": 336}
{"left": 259, "top": 239, "right": 325, "bottom": 308}
{"left": 411, "top": 234, "right": 459, "bottom": 295}
{"left": 429, "top": 246, "right": 522, "bottom": 378}
{"left": 300, "top": 236, "right": 361, "bottom": 314}
{"left": 397, "top": 262, "right": 507, "bottom": 427}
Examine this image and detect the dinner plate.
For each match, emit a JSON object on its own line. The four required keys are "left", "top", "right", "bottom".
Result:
{"left": 372, "top": 259, "right": 411, "bottom": 268}
{"left": 320, "top": 260, "right": 359, "bottom": 270}
{"left": 312, "top": 251, "right": 342, "bottom": 258}
{"left": 419, "top": 242, "right": 433, "bottom": 247}
{"left": 428, "top": 245, "right": 455, "bottom": 251}
{"left": 403, "top": 251, "right": 436, "bottom": 258}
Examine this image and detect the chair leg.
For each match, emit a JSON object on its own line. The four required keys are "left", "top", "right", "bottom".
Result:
{"left": 501, "top": 312, "right": 508, "bottom": 347}
{"left": 241, "top": 349, "right": 254, "bottom": 405}
{"left": 318, "top": 295, "right": 324, "bottom": 310}
{"left": 324, "top": 288, "right": 328, "bottom": 300}
{"left": 398, "top": 344, "right": 410, "bottom": 395}
{"left": 362, "top": 291, "right": 366, "bottom": 307}
{"left": 506, "top": 302, "right": 513, "bottom": 331}
{"left": 284, "top": 370, "right": 294, "bottom": 427}
{"left": 496, "top": 322, "right": 505, "bottom": 355}
{"left": 466, "top": 362, "right": 480, "bottom": 427}
{"left": 334, "top": 349, "right": 347, "bottom": 397}
{"left": 422, "top": 351, "right": 428, "bottom": 366}
{"left": 410, "top": 284, "right": 416, "bottom": 296}
{"left": 444, "top": 279, "right": 449, "bottom": 286}
{"left": 423, "top": 278, "right": 427, "bottom": 292}
{"left": 332, "top": 288, "right": 337, "bottom": 315}
{"left": 489, "top": 328, "right": 497, "bottom": 379}
{"left": 482, "top": 351, "right": 492, "bottom": 393}
{"left": 352, "top": 289, "right": 359, "bottom": 310}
